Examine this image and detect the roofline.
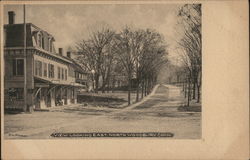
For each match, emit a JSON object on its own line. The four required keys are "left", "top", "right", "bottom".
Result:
{"left": 4, "top": 23, "right": 55, "bottom": 40}
{"left": 62, "top": 55, "right": 89, "bottom": 74}
{"left": 4, "top": 46, "right": 72, "bottom": 64}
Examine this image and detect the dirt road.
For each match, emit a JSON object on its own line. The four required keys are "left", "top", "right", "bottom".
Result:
{"left": 5, "top": 84, "right": 201, "bottom": 139}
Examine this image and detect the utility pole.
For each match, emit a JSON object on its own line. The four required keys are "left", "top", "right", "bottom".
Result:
{"left": 23, "top": 4, "right": 27, "bottom": 112}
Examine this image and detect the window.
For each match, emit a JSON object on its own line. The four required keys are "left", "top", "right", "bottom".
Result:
{"left": 38, "top": 33, "right": 42, "bottom": 47}
{"left": 48, "top": 64, "right": 54, "bottom": 78}
{"left": 69, "top": 66, "right": 74, "bottom": 77}
{"left": 48, "top": 39, "right": 51, "bottom": 52}
{"left": 37, "top": 32, "right": 45, "bottom": 49}
{"left": 61, "top": 68, "right": 64, "bottom": 80}
{"left": 13, "top": 59, "right": 24, "bottom": 76}
{"left": 49, "top": 38, "right": 53, "bottom": 52}
{"left": 58, "top": 66, "right": 61, "bottom": 79}
{"left": 37, "top": 34, "right": 42, "bottom": 47}
{"left": 35, "top": 60, "right": 42, "bottom": 77}
{"left": 34, "top": 61, "right": 37, "bottom": 75}
{"left": 65, "top": 69, "right": 67, "bottom": 80}
{"left": 82, "top": 74, "right": 86, "bottom": 80}
{"left": 42, "top": 37, "right": 45, "bottom": 49}
{"left": 43, "top": 63, "right": 47, "bottom": 77}
{"left": 8, "top": 88, "right": 24, "bottom": 100}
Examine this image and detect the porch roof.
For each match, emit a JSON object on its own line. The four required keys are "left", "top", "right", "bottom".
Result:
{"left": 34, "top": 77, "right": 86, "bottom": 88}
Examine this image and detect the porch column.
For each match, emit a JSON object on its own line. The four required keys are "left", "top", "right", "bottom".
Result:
{"left": 66, "top": 88, "right": 71, "bottom": 105}
{"left": 51, "top": 88, "right": 55, "bottom": 107}
{"left": 74, "top": 87, "right": 77, "bottom": 104}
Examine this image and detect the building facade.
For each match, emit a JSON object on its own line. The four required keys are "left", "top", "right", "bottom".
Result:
{"left": 4, "top": 11, "right": 87, "bottom": 111}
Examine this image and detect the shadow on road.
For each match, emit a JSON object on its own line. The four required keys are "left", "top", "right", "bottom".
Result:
{"left": 178, "top": 105, "right": 201, "bottom": 112}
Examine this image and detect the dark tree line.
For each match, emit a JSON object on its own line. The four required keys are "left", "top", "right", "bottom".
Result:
{"left": 177, "top": 4, "right": 202, "bottom": 106}
{"left": 76, "top": 26, "right": 168, "bottom": 105}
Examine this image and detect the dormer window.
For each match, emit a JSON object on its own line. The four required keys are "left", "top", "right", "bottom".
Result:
{"left": 37, "top": 32, "right": 44, "bottom": 49}
{"left": 37, "top": 33, "right": 42, "bottom": 48}
{"left": 49, "top": 38, "right": 53, "bottom": 52}
{"left": 41, "top": 36, "right": 45, "bottom": 49}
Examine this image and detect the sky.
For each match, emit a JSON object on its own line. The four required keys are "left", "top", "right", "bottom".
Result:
{"left": 4, "top": 4, "right": 183, "bottom": 63}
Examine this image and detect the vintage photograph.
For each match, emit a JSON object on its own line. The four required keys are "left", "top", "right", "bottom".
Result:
{"left": 3, "top": 3, "right": 202, "bottom": 139}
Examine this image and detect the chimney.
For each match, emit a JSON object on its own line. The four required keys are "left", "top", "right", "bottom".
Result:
{"left": 58, "top": 48, "right": 63, "bottom": 56}
{"left": 67, "top": 51, "right": 71, "bottom": 58}
{"left": 8, "top": 11, "right": 15, "bottom": 25}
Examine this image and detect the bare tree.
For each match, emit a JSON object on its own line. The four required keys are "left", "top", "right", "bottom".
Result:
{"left": 113, "top": 27, "right": 168, "bottom": 105}
{"left": 113, "top": 27, "right": 138, "bottom": 105}
{"left": 76, "top": 27, "right": 115, "bottom": 93}
{"left": 142, "top": 47, "right": 167, "bottom": 96}
{"left": 177, "top": 4, "right": 202, "bottom": 105}
{"left": 99, "top": 43, "right": 115, "bottom": 93}
{"left": 131, "top": 29, "right": 166, "bottom": 101}
{"left": 76, "top": 25, "right": 168, "bottom": 105}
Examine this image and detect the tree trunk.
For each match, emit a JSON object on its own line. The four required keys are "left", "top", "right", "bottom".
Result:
{"left": 182, "top": 81, "right": 185, "bottom": 92}
{"left": 112, "top": 78, "right": 115, "bottom": 93}
{"left": 128, "top": 74, "right": 131, "bottom": 105}
{"left": 192, "top": 78, "right": 196, "bottom": 99}
{"left": 102, "top": 85, "right": 105, "bottom": 93}
{"left": 92, "top": 77, "right": 95, "bottom": 92}
{"left": 107, "top": 78, "right": 110, "bottom": 93}
{"left": 184, "top": 79, "right": 187, "bottom": 98}
{"left": 101, "top": 74, "right": 106, "bottom": 93}
{"left": 95, "top": 74, "right": 99, "bottom": 93}
{"left": 197, "top": 70, "right": 202, "bottom": 103}
{"left": 147, "top": 77, "right": 150, "bottom": 95}
{"left": 136, "top": 79, "right": 139, "bottom": 102}
{"left": 197, "top": 83, "right": 200, "bottom": 103}
{"left": 187, "top": 77, "right": 191, "bottom": 107}
{"left": 141, "top": 79, "right": 144, "bottom": 99}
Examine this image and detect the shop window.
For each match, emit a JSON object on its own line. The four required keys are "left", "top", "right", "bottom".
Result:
{"left": 12, "top": 59, "right": 24, "bottom": 76}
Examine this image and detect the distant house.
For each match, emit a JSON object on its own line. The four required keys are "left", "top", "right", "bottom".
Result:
{"left": 4, "top": 11, "right": 86, "bottom": 111}
{"left": 65, "top": 51, "right": 90, "bottom": 91}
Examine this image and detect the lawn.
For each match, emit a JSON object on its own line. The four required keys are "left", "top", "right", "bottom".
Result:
{"left": 77, "top": 91, "right": 137, "bottom": 109}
